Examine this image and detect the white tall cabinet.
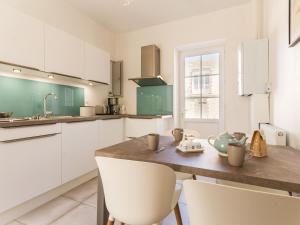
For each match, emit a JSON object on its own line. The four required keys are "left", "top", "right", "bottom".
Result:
{"left": 61, "top": 121, "right": 98, "bottom": 183}
{"left": 0, "top": 5, "right": 44, "bottom": 70}
{"left": 45, "top": 25, "right": 85, "bottom": 78}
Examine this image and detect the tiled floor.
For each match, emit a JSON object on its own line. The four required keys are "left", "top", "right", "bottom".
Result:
{"left": 6, "top": 177, "right": 191, "bottom": 225}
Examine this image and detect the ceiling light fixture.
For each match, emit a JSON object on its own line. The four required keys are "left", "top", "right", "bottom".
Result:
{"left": 121, "top": 0, "right": 134, "bottom": 7}
{"left": 88, "top": 82, "right": 94, "bottom": 86}
{"left": 12, "top": 68, "right": 21, "bottom": 73}
{"left": 48, "top": 74, "right": 54, "bottom": 79}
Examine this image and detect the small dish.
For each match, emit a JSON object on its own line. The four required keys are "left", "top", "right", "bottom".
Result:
{"left": 177, "top": 145, "right": 204, "bottom": 153}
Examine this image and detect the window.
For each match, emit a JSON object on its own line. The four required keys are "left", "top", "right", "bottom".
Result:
{"left": 184, "top": 52, "right": 220, "bottom": 120}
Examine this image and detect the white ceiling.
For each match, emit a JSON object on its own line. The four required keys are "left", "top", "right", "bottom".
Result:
{"left": 66, "top": 0, "right": 250, "bottom": 33}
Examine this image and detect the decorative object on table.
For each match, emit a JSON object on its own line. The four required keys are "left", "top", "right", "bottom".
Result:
{"left": 208, "top": 132, "right": 248, "bottom": 157}
{"left": 147, "top": 133, "right": 160, "bottom": 151}
{"left": 250, "top": 130, "right": 267, "bottom": 157}
{"left": 172, "top": 128, "right": 184, "bottom": 142}
{"left": 227, "top": 143, "right": 246, "bottom": 167}
{"left": 177, "top": 138, "right": 204, "bottom": 153}
{"left": 289, "top": 0, "right": 300, "bottom": 47}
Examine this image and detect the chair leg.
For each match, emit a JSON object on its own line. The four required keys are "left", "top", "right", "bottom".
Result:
{"left": 107, "top": 219, "right": 115, "bottom": 225}
{"left": 174, "top": 203, "right": 183, "bottom": 225}
{"left": 192, "top": 174, "right": 197, "bottom": 180}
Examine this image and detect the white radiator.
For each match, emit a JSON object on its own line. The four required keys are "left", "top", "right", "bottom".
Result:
{"left": 260, "top": 123, "right": 286, "bottom": 146}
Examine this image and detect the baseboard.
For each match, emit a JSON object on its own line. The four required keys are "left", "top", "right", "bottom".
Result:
{"left": 0, "top": 170, "right": 98, "bottom": 225}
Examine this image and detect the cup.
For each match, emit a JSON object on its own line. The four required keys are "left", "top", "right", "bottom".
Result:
{"left": 172, "top": 128, "right": 184, "bottom": 142}
{"left": 233, "top": 132, "right": 246, "bottom": 141}
{"left": 147, "top": 133, "right": 160, "bottom": 151}
{"left": 227, "top": 143, "right": 246, "bottom": 167}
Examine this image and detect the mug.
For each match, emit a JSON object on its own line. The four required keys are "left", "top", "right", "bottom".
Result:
{"left": 147, "top": 133, "right": 160, "bottom": 151}
{"left": 172, "top": 128, "right": 184, "bottom": 142}
{"left": 227, "top": 143, "right": 246, "bottom": 167}
{"left": 233, "top": 132, "right": 246, "bottom": 141}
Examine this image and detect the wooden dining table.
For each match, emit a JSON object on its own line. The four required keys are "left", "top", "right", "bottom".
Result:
{"left": 95, "top": 135, "right": 300, "bottom": 225}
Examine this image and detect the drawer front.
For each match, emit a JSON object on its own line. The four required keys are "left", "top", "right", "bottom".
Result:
{"left": 0, "top": 133, "right": 61, "bottom": 213}
{"left": 0, "top": 124, "right": 61, "bottom": 142}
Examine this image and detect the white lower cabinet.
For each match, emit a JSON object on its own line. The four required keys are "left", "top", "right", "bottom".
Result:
{"left": 61, "top": 121, "right": 98, "bottom": 183}
{"left": 97, "top": 119, "right": 124, "bottom": 148}
{"left": 0, "top": 132, "right": 61, "bottom": 213}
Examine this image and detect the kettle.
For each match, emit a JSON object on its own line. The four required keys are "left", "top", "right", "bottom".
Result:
{"left": 208, "top": 132, "right": 248, "bottom": 156}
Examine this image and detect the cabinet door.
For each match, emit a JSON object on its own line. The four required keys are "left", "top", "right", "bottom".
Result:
{"left": 0, "top": 5, "right": 44, "bottom": 70}
{"left": 45, "top": 25, "right": 84, "bottom": 78}
{"left": 98, "top": 119, "right": 124, "bottom": 148}
{"left": 0, "top": 134, "right": 61, "bottom": 213}
{"left": 61, "top": 121, "right": 98, "bottom": 183}
{"left": 84, "top": 42, "right": 110, "bottom": 84}
{"left": 125, "top": 118, "right": 159, "bottom": 138}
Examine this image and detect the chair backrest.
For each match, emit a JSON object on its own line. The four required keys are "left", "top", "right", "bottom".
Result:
{"left": 183, "top": 180, "right": 300, "bottom": 225}
{"left": 96, "top": 157, "right": 176, "bottom": 225}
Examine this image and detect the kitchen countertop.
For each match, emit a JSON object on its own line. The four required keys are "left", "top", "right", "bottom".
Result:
{"left": 0, "top": 114, "right": 173, "bottom": 128}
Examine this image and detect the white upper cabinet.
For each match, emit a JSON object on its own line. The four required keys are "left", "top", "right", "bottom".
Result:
{"left": 45, "top": 25, "right": 84, "bottom": 78}
{"left": 84, "top": 42, "right": 111, "bottom": 84}
{"left": 0, "top": 5, "right": 44, "bottom": 70}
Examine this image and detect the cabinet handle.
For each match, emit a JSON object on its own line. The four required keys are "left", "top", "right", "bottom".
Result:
{"left": 0, "top": 133, "right": 60, "bottom": 143}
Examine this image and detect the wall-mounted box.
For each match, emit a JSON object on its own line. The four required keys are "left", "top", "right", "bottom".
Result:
{"left": 238, "top": 39, "right": 269, "bottom": 96}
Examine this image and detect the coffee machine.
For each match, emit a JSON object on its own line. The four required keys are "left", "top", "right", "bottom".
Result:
{"left": 107, "top": 97, "right": 120, "bottom": 115}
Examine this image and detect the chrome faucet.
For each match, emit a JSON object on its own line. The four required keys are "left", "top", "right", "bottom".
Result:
{"left": 43, "top": 92, "right": 58, "bottom": 118}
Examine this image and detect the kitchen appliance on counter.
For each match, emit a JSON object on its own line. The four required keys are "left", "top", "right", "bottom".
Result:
{"left": 107, "top": 97, "right": 120, "bottom": 115}
{"left": 0, "top": 112, "right": 13, "bottom": 118}
{"left": 80, "top": 106, "right": 96, "bottom": 117}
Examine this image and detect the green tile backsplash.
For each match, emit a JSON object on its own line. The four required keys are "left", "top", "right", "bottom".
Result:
{"left": 0, "top": 76, "right": 84, "bottom": 117}
{"left": 137, "top": 85, "right": 173, "bottom": 115}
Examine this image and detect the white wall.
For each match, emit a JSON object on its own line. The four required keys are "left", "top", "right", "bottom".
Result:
{"left": 114, "top": 3, "right": 255, "bottom": 134}
{"left": 0, "top": 0, "right": 115, "bottom": 106}
{"left": 263, "top": 0, "right": 300, "bottom": 148}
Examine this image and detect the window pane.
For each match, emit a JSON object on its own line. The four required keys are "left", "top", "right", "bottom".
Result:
{"left": 185, "top": 98, "right": 201, "bottom": 119}
{"left": 202, "top": 98, "right": 219, "bottom": 119}
{"left": 185, "top": 56, "right": 200, "bottom": 77}
{"left": 202, "top": 53, "right": 219, "bottom": 75}
{"left": 185, "top": 77, "right": 201, "bottom": 96}
{"left": 202, "top": 75, "right": 219, "bottom": 97}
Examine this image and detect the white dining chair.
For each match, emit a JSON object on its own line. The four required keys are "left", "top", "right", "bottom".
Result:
{"left": 216, "top": 179, "right": 289, "bottom": 196}
{"left": 95, "top": 157, "right": 183, "bottom": 225}
{"left": 183, "top": 180, "right": 300, "bottom": 225}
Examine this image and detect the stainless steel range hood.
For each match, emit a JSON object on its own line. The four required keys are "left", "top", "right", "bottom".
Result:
{"left": 129, "top": 45, "right": 167, "bottom": 86}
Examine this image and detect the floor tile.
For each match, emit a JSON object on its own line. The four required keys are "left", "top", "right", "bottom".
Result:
{"left": 17, "top": 197, "right": 79, "bottom": 225}
{"left": 64, "top": 178, "right": 98, "bottom": 202}
{"left": 5, "top": 221, "right": 23, "bottom": 225}
{"left": 83, "top": 193, "right": 97, "bottom": 207}
{"left": 50, "top": 204, "right": 96, "bottom": 225}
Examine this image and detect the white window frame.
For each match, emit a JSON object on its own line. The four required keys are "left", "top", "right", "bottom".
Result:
{"left": 179, "top": 46, "right": 225, "bottom": 125}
